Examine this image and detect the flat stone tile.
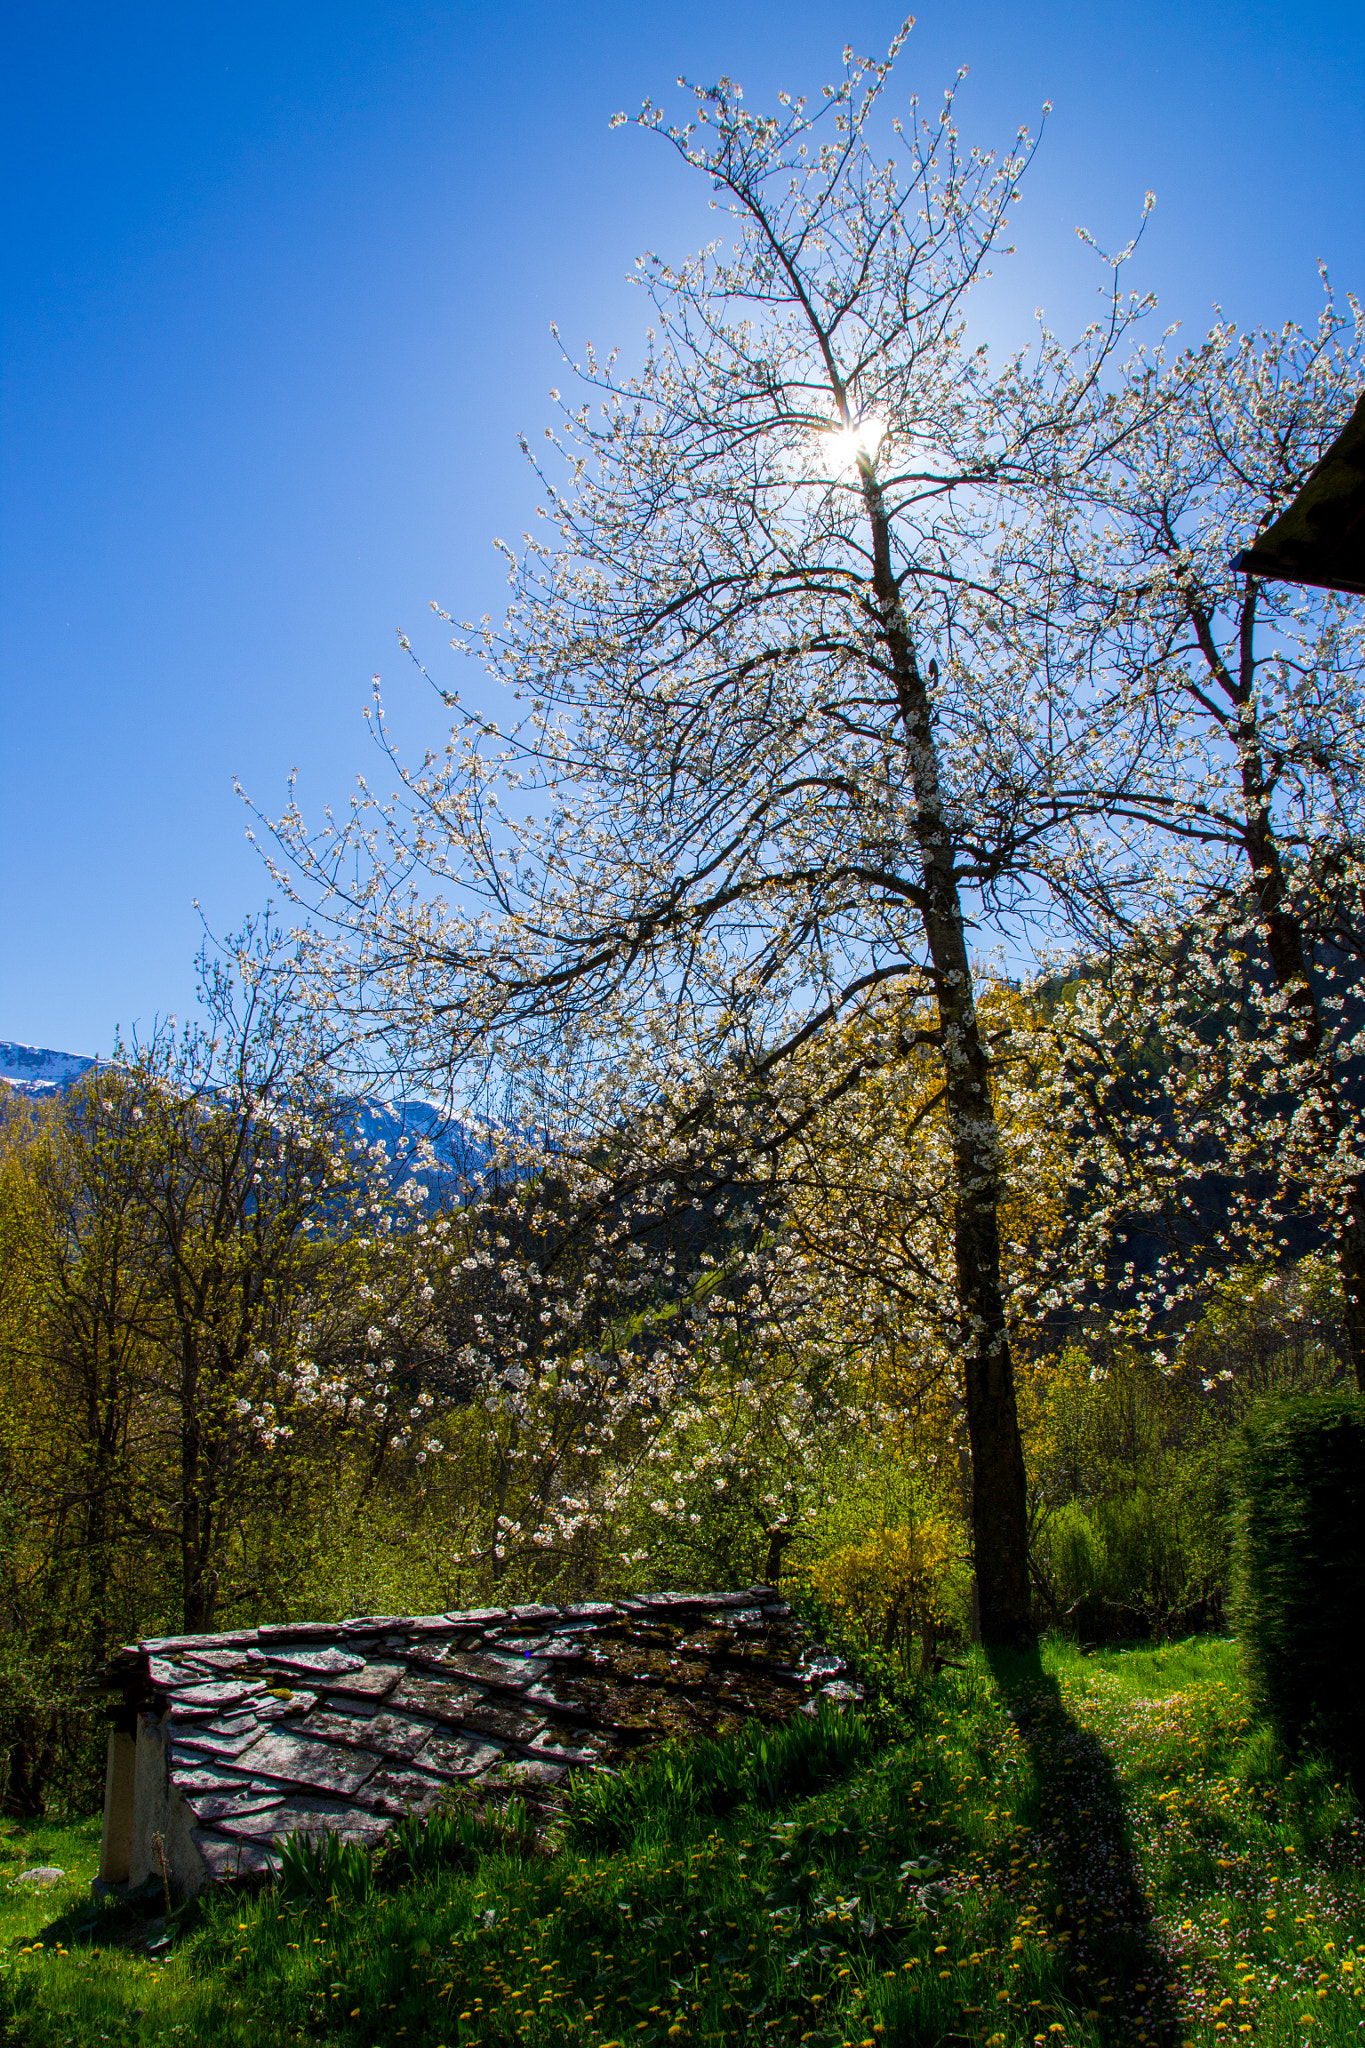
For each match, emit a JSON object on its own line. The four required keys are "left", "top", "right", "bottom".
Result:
{"left": 247, "top": 1645, "right": 366, "bottom": 1678}
{"left": 168, "top": 1717, "right": 262, "bottom": 1760}
{"left": 527, "top": 1728, "right": 599, "bottom": 1766}
{"left": 213, "top": 1796, "right": 390, "bottom": 1847}
{"left": 522, "top": 1681, "right": 596, "bottom": 1713}
{"left": 411, "top": 1731, "right": 504, "bottom": 1778}
{"left": 148, "top": 1656, "right": 204, "bottom": 1688}
{"left": 487, "top": 1757, "right": 567, "bottom": 1787}
{"left": 323, "top": 1662, "right": 404, "bottom": 1701}
{"left": 182, "top": 1648, "right": 258, "bottom": 1675}
{"left": 193, "top": 1830, "right": 279, "bottom": 1880}
{"left": 357, "top": 1763, "right": 453, "bottom": 1817}
{"left": 631, "top": 1591, "right": 714, "bottom": 1610}
{"left": 456, "top": 1701, "right": 546, "bottom": 1747}
{"left": 252, "top": 1691, "right": 318, "bottom": 1721}
{"left": 174, "top": 1763, "right": 276, "bottom": 1794}
{"left": 495, "top": 1635, "right": 587, "bottom": 1664}
{"left": 388, "top": 1676, "right": 486, "bottom": 1724}
{"left": 299, "top": 1708, "right": 433, "bottom": 1762}
{"left": 185, "top": 1791, "right": 286, "bottom": 1824}
{"left": 172, "top": 1680, "right": 268, "bottom": 1712}
{"left": 441, "top": 1607, "right": 510, "bottom": 1626}
{"left": 235, "top": 1728, "right": 381, "bottom": 1795}
{"left": 439, "top": 1649, "right": 547, "bottom": 1687}
{"left": 142, "top": 1630, "right": 257, "bottom": 1653}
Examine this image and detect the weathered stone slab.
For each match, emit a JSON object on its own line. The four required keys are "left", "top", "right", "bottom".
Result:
{"left": 481, "top": 1756, "right": 567, "bottom": 1787}
{"left": 181, "top": 1648, "right": 258, "bottom": 1674}
{"left": 299, "top": 1708, "right": 433, "bottom": 1762}
{"left": 439, "top": 1649, "right": 547, "bottom": 1687}
{"left": 409, "top": 1731, "right": 504, "bottom": 1778}
{"left": 142, "top": 1630, "right": 257, "bottom": 1654}
{"left": 247, "top": 1645, "right": 366, "bottom": 1678}
{"left": 522, "top": 1681, "right": 596, "bottom": 1714}
{"left": 234, "top": 1728, "right": 380, "bottom": 1795}
{"left": 495, "top": 1635, "right": 588, "bottom": 1664}
{"left": 252, "top": 1690, "right": 318, "bottom": 1722}
{"left": 357, "top": 1763, "right": 453, "bottom": 1817}
{"left": 212, "top": 1796, "right": 390, "bottom": 1848}
{"left": 169, "top": 1717, "right": 262, "bottom": 1760}
{"left": 171, "top": 1680, "right": 268, "bottom": 1712}
{"left": 389, "top": 1676, "right": 486, "bottom": 1724}
{"left": 193, "top": 1830, "right": 279, "bottom": 1880}
{"left": 455, "top": 1700, "right": 547, "bottom": 1747}
{"left": 185, "top": 1791, "right": 286, "bottom": 1824}
{"left": 148, "top": 1657, "right": 202, "bottom": 1688}
{"left": 173, "top": 1762, "right": 273, "bottom": 1794}
{"left": 323, "top": 1662, "right": 404, "bottom": 1701}
{"left": 527, "top": 1727, "right": 599, "bottom": 1766}
{"left": 441, "top": 1607, "right": 510, "bottom": 1627}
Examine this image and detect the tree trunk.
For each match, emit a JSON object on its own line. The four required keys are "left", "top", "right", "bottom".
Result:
{"left": 862, "top": 463, "right": 1035, "bottom": 1648}
{"left": 179, "top": 1338, "right": 213, "bottom": 1630}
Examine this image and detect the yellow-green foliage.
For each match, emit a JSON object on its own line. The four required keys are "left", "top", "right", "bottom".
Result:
{"left": 808, "top": 1515, "right": 962, "bottom": 1661}
{"left": 796, "top": 1446, "right": 973, "bottom": 1668}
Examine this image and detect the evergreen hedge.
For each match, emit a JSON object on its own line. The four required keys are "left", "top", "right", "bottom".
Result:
{"left": 1232, "top": 1391, "right": 1365, "bottom": 1779}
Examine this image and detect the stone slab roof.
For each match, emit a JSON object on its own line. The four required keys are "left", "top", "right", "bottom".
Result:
{"left": 94, "top": 1587, "right": 854, "bottom": 1894}
{"left": 1235, "top": 389, "right": 1365, "bottom": 597}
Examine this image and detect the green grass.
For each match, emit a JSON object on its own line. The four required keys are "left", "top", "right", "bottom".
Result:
{"left": 0, "top": 1813, "right": 103, "bottom": 1952}
{"left": 3, "top": 1637, "right": 1364, "bottom": 2047}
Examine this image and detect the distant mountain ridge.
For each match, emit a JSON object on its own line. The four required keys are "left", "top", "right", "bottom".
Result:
{"left": 0, "top": 1040, "right": 98, "bottom": 1098}
{"left": 0, "top": 1039, "right": 483, "bottom": 1190}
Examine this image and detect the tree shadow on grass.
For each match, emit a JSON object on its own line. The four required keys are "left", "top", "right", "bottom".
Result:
{"left": 985, "top": 1646, "right": 1182, "bottom": 2048}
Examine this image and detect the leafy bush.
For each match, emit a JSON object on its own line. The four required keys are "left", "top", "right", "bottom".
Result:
{"left": 807, "top": 1515, "right": 967, "bottom": 1671}
{"left": 1232, "top": 1390, "right": 1365, "bottom": 1780}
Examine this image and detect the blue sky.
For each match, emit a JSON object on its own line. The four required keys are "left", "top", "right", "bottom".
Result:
{"left": 3, "top": 0, "right": 1362, "bottom": 1058}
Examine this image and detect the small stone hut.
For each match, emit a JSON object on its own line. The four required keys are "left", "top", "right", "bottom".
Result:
{"left": 94, "top": 1588, "right": 851, "bottom": 1896}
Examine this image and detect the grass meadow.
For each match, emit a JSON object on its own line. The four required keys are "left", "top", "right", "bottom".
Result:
{"left": 3, "top": 1637, "right": 1363, "bottom": 2047}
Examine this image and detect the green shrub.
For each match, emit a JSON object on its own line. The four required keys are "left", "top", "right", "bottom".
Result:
{"left": 1232, "top": 1391, "right": 1365, "bottom": 1779}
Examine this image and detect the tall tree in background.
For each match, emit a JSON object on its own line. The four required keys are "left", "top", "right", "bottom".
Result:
{"left": 268, "top": 31, "right": 1172, "bottom": 1646}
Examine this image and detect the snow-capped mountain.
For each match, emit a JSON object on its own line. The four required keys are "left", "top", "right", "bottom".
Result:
{"left": 0, "top": 1038, "right": 485, "bottom": 1189}
{"left": 0, "top": 1040, "right": 98, "bottom": 1098}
